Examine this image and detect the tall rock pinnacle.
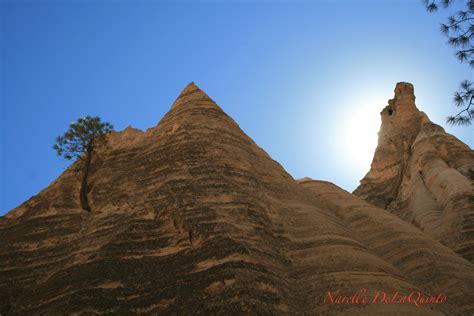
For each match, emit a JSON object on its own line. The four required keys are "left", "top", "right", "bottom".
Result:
{"left": 354, "top": 82, "right": 474, "bottom": 262}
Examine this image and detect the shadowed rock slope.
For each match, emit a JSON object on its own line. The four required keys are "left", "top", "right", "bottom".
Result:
{"left": 1, "top": 83, "right": 473, "bottom": 315}
{"left": 354, "top": 82, "right": 474, "bottom": 263}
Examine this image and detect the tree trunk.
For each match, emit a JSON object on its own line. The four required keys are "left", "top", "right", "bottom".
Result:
{"left": 80, "top": 147, "right": 93, "bottom": 212}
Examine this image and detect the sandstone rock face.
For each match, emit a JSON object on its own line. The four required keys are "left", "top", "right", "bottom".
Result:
{"left": 354, "top": 82, "right": 474, "bottom": 262}
{"left": 1, "top": 83, "right": 473, "bottom": 315}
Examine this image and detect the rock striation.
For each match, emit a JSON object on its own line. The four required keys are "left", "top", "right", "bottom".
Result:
{"left": 1, "top": 83, "right": 473, "bottom": 315}
{"left": 354, "top": 82, "right": 474, "bottom": 263}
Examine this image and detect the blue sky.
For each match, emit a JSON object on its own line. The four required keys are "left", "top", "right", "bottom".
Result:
{"left": 1, "top": 0, "right": 472, "bottom": 215}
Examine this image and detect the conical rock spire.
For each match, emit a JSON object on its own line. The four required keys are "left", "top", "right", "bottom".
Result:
{"left": 170, "top": 82, "right": 216, "bottom": 110}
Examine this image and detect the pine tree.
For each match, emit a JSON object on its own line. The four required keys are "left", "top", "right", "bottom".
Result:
{"left": 53, "top": 116, "right": 114, "bottom": 212}
{"left": 424, "top": 0, "right": 474, "bottom": 125}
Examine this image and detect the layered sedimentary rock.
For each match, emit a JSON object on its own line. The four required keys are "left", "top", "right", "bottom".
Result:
{"left": 354, "top": 82, "right": 474, "bottom": 262}
{"left": 1, "top": 83, "right": 473, "bottom": 315}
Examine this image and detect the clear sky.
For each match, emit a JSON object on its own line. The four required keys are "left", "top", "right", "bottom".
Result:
{"left": 1, "top": 0, "right": 472, "bottom": 215}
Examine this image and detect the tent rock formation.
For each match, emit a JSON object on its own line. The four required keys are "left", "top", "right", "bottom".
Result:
{"left": 1, "top": 82, "right": 473, "bottom": 315}
{"left": 354, "top": 82, "right": 474, "bottom": 263}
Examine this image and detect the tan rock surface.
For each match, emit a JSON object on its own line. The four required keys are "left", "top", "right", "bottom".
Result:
{"left": 354, "top": 82, "right": 474, "bottom": 262}
{"left": 1, "top": 83, "right": 473, "bottom": 315}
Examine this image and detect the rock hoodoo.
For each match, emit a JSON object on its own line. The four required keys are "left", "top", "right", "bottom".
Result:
{"left": 354, "top": 82, "right": 474, "bottom": 262}
{"left": 1, "top": 83, "right": 473, "bottom": 315}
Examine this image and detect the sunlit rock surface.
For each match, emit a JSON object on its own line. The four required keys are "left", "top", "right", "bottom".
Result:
{"left": 354, "top": 82, "right": 474, "bottom": 263}
{"left": 1, "top": 83, "right": 473, "bottom": 315}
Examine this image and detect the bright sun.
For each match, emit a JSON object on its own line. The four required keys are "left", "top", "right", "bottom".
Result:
{"left": 342, "top": 105, "right": 380, "bottom": 169}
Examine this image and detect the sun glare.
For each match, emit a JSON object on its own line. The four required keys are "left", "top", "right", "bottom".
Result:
{"left": 342, "top": 105, "right": 380, "bottom": 169}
